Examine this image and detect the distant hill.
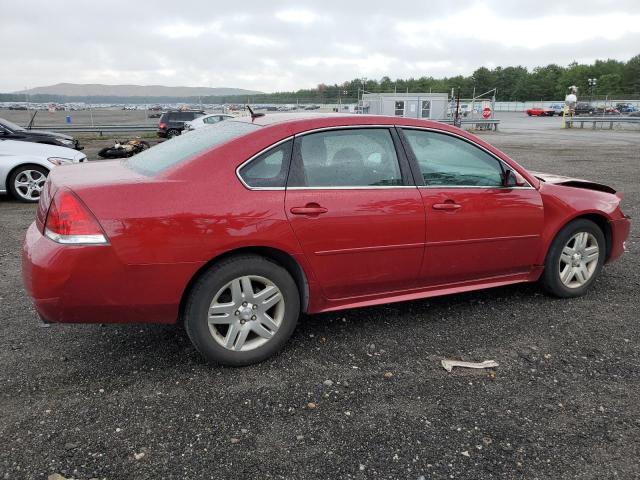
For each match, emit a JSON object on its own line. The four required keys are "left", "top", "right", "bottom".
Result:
{"left": 13, "top": 83, "right": 262, "bottom": 98}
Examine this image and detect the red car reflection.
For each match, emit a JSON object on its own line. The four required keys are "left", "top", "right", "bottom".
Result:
{"left": 22, "top": 114, "right": 630, "bottom": 365}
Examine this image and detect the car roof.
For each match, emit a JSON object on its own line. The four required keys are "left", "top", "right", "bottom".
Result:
{"left": 229, "top": 112, "right": 446, "bottom": 130}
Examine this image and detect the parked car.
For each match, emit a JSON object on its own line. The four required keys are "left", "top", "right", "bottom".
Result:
{"left": 0, "top": 139, "right": 86, "bottom": 202}
{"left": 157, "top": 110, "right": 205, "bottom": 138}
{"left": 549, "top": 104, "right": 565, "bottom": 115}
{"left": 615, "top": 103, "right": 637, "bottom": 113}
{"left": 629, "top": 111, "right": 640, "bottom": 117}
{"left": 0, "top": 118, "right": 82, "bottom": 150}
{"left": 22, "top": 114, "right": 630, "bottom": 366}
{"left": 185, "top": 113, "right": 234, "bottom": 131}
{"left": 448, "top": 104, "right": 470, "bottom": 117}
{"left": 574, "top": 102, "right": 594, "bottom": 116}
{"left": 526, "top": 107, "right": 554, "bottom": 117}
{"left": 592, "top": 106, "right": 621, "bottom": 115}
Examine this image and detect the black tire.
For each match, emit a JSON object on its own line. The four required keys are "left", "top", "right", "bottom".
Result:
{"left": 542, "top": 219, "right": 606, "bottom": 298}
{"left": 184, "top": 255, "right": 300, "bottom": 366}
{"left": 8, "top": 165, "right": 48, "bottom": 203}
{"left": 98, "top": 147, "right": 125, "bottom": 159}
{"left": 166, "top": 129, "right": 180, "bottom": 138}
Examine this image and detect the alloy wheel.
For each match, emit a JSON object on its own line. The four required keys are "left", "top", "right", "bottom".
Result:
{"left": 14, "top": 169, "right": 46, "bottom": 201}
{"left": 558, "top": 231, "right": 599, "bottom": 288}
{"left": 207, "top": 275, "right": 285, "bottom": 352}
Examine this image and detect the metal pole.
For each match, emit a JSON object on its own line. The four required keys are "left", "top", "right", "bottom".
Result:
{"left": 471, "top": 86, "right": 476, "bottom": 120}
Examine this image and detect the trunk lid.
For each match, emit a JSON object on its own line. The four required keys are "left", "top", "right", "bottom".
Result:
{"left": 36, "top": 160, "right": 149, "bottom": 231}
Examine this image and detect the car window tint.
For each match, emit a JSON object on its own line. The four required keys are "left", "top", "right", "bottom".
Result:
{"left": 403, "top": 129, "right": 504, "bottom": 187}
{"left": 127, "top": 121, "right": 259, "bottom": 175}
{"left": 203, "top": 116, "right": 218, "bottom": 124}
{"left": 298, "top": 129, "right": 402, "bottom": 187}
{"left": 238, "top": 140, "right": 292, "bottom": 188}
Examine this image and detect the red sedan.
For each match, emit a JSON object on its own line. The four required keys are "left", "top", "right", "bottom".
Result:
{"left": 22, "top": 114, "right": 630, "bottom": 365}
{"left": 526, "top": 107, "right": 555, "bottom": 116}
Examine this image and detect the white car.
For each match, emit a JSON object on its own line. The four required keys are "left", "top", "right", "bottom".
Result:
{"left": 184, "top": 113, "right": 234, "bottom": 131}
{"left": 0, "top": 140, "right": 87, "bottom": 202}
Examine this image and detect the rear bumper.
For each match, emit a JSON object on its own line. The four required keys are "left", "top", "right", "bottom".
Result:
{"left": 607, "top": 216, "right": 631, "bottom": 263}
{"left": 22, "top": 222, "right": 200, "bottom": 324}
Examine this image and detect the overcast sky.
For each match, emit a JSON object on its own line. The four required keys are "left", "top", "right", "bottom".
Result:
{"left": 2, "top": 0, "right": 639, "bottom": 93}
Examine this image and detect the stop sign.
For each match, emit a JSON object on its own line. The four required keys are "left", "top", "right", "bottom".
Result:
{"left": 482, "top": 106, "right": 492, "bottom": 118}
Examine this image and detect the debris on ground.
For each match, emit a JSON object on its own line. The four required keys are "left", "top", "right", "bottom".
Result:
{"left": 441, "top": 359, "right": 499, "bottom": 372}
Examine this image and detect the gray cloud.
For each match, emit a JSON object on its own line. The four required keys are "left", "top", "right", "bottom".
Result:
{"left": 1, "top": 0, "right": 638, "bottom": 92}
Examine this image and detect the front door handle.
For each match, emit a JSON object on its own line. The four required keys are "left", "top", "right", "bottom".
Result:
{"left": 432, "top": 201, "right": 461, "bottom": 211}
{"left": 290, "top": 203, "right": 328, "bottom": 216}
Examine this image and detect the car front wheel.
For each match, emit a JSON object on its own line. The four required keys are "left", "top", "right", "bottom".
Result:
{"left": 8, "top": 165, "right": 48, "bottom": 203}
{"left": 184, "top": 255, "right": 300, "bottom": 366}
{"left": 542, "top": 219, "right": 605, "bottom": 298}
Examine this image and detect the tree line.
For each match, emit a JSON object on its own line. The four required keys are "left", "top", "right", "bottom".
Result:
{"left": 1, "top": 55, "right": 638, "bottom": 105}
{"left": 219, "top": 55, "right": 640, "bottom": 104}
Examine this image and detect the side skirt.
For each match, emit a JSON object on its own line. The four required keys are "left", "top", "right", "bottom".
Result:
{"left": 311, "top": 267, "right": 544, "bottom": 314}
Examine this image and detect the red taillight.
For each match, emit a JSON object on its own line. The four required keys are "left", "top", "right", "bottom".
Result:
{"left": 159, "top": 122, "right": 166, "bottom": 129}
{"left": 44, "top": 189, "right": 108, "bottom": 244}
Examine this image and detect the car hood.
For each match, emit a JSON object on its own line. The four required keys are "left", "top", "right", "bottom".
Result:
{"left": 531, "top": 171, "right": 617, "bottom": 194}
{"left": 0, "top": 139, "right": 84, "bottom": 160}
{"left": 24, "top": 129, "right": 74, "bottom": 140}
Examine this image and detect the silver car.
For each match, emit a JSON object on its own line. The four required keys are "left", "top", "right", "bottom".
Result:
{"left": 0, "top": 139, "right": 87, "bottom": 202}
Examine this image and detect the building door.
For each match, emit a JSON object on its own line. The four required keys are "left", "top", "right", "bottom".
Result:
{"left": 420, "top": 100, "right": 432, "bottom": 119}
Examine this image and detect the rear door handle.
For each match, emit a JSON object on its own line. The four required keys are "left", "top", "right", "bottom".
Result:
{"left": 432, "top": 202, "right": 461, "bottom": 211}
{"left": 290, "top": 204, "right": 328, "bottom": 215}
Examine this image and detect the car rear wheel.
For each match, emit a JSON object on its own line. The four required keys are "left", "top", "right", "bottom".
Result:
{"left": 184, "top": 255, "right": 300, "bottom": 366}
{"left": 8, "top": 165, "right": 48, "bottom": 203}
{"left": 542, "top": 219, "right": 605, "bottom": 298}
{"left": 166, "top": 129, "right": 180, "bottom": 138}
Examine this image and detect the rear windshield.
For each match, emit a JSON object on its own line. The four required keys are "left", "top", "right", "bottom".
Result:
{"left": 127, "top": 121, "right": 259, "bottom": 175}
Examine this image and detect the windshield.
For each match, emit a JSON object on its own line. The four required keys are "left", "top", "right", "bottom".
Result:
{"left": 1, "top": 118, "right": 25, "bottom": 131}
{"left": 127, "top": 121, "right": 260, "bottom": 175}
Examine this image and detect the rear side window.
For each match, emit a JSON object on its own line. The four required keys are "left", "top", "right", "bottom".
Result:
{"left": 292, "top": 128, "right": 402, "bottom": 187}
{"left": 127, "top": 121, "right": 259, "bottom": 175}
{"left": 238, "top": 140, "right": 292, "bottom": 188}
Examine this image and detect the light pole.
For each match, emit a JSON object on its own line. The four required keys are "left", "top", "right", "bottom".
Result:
{"left": 587, "top": 78, "right": 597, "bottom": 105}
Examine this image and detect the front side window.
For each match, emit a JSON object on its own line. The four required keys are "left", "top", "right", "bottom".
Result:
{"left": 421, "top": 100, "right": 431, "bottom": 118}
{"left": 394, "top": 101, "right": 405, "bottom": 116}
{"left": 238, "top": 140, "right": 292, "bottom": 188}
{"left": 127, "top": 121, "right": 259, "bottom": 175}
{"left": 294, "top": 129, "right": 402, "bottom": 187}
{"left": 403, "top": 129, "right": 504, "bottom": 187}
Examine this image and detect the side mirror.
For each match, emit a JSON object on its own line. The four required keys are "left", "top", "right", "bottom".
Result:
{"left": 503, "top": 168, "right": 527, "bottom": 187}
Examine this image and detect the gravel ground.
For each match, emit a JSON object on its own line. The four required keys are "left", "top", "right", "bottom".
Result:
{"left": 1, "top": 118, "right": 639, "bottom": 479}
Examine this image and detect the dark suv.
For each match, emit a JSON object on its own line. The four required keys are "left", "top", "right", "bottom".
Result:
{"left": 574, "top": 102, "right": 594, "bottom": 116}
{"left": 157, "top": 111, "right": 205, "bottom": 138}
